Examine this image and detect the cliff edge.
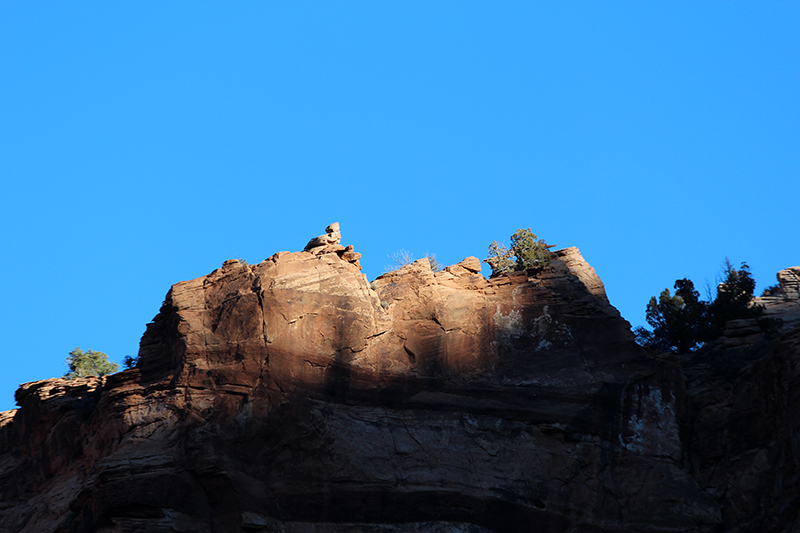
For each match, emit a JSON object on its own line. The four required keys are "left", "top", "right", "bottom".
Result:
{"left": 1, "top": 236, "right": 798, "bottom": 532}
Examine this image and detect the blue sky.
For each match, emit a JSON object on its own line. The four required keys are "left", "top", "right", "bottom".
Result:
{"left": 1, "top": 2, "right": 797, "bottom": 411}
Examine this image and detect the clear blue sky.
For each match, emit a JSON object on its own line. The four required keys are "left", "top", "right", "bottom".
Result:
{"left": 1, "top": 2, "right": 798, "bottom": 411}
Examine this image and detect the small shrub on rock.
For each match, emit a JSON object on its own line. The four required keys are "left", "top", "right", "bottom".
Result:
{"left": 385, "top": 250, "right": 443, "bottom": 273}
{"left": 510, "top": 228, "right": 552, "bottom": 271}
{"left": 484, "top": 228, "right": 552, "bottom": 277}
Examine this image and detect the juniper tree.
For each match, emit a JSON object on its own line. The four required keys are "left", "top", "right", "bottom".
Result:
{"left": 65, "top": 347, "right": 119, "bottom": 379}
{"left": 484, "top": 228, "right": 551, "bottom": 276}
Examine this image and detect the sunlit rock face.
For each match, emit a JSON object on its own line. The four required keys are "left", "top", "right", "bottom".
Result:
{"left": 3, "top": 247, "right": 796, "bottom": 532}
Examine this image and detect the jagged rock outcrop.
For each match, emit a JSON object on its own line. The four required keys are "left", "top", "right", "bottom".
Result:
{"left": 756, "top": 266, "right": 800, "bottom": 331}
{"left": 302, "top": 224, "right": 361, "bottom": 269}
{"left": 304, "top": 222, "right": 343, "bottom": 253}
{"left": 705, "top": 266, "right": 800, "bottom": 350}
{"left": 0, "top": 245, "right": 797, "bottom": 532}
{"left": 552, "top": 247, "right": 610, "bottom": 306}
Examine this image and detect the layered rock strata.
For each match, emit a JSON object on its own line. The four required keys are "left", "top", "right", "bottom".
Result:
{"left": 756, "top": 266, "right": 800, "bottom": 331}
{"left": 1, "top": 246, "right": 797, "bottom": 532}
{"left": 716, "top": 265, "right": 800, "bottom": 349}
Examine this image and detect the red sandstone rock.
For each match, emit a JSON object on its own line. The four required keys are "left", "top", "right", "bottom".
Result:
{"left": 0, "top": 246, "right": 795, "bottom": 532}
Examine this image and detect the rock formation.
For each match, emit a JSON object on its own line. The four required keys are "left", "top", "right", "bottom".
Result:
{"left": 304, "top": 222, "right": 343, "bottom": 254}
{"left": 301, "top": 223, "right": 361, "bottom": 269}
{"left": 713, "top": 266, "right": 800, "bottom": 349}
{"left": 0, "top": 242, "right": 798, "bottom": 532}
{"left": 756, "top": 266, "right": 800, "bottom": 331}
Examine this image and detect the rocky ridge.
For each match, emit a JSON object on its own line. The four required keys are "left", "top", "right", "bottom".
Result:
{"left": 1, "top": 230, "right": 798, "bottom": 532}
{"left": 757, "top": 266, "right": 800, "bottom": 331}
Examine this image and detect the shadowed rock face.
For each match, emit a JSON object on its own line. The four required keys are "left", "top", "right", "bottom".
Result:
{"left": 683, "top": 266, "right": 800, "bottom": 533}
{"left": 1, "top": 248, "right": 797, "bottom": 532}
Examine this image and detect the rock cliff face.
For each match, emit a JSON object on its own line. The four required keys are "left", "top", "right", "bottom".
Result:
{"left": 1, "top": 243, "right": 798, "bottom": 532}
{"left": 683, "top": 266, "right": 800, "bottom": 532}
{"left": 756, "top": 267, "right": 800, "bottom": 331}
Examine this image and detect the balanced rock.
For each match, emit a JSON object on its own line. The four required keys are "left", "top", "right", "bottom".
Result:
{"left": 304, "top": 222, "right": 342, "bottom": 253}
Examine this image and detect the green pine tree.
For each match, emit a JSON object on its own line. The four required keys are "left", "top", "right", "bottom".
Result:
{"left": 64, "top": 347, "right": 119, "bottom": 379}
{"left": 640, "top": 259, "right": 782, "bottom": 353}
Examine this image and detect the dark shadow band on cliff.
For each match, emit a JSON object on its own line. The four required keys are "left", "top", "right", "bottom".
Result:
{"left": 121, "top": 251, "right": 700, "bottom": 533}
{"left": 14, "top": 250, "right": 799, "bottom": 532}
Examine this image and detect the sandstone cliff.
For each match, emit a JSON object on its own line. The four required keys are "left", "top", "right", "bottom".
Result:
{"left": 1, "top": 241, "right": 798, "bottom": 532}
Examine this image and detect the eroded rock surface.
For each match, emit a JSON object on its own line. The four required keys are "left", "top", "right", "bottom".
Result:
{"left": 681, "top": 265, "right": 800, "bottom": 532}
{"left": 1, "top": 247, "right": 797, "bottom": 532}
{"left": 756, "top": 266, "right": 800, "bottom": 332}
{"left": 304, "top": 222, "right": 342, "bottom": 253}
{"left": 683, "top": 324, "right": 800, "bottom": 532}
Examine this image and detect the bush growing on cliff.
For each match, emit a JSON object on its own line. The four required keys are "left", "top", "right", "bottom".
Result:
{"left": 484, "top": 228, "right": 551, "bottom": 276}
{"left": 385, "top": 250, "right": 442, "bottom": 273}
{"left": 762, "top": 284, "right": 781, "bottom": 296}
{"left": 65, "top": 347, "right": 120, "bottom": 379}
{"left": 638, "top": 260, "right": 781, "bottom": 353}
{"left": 511, "top": 228, "right": 552, "bottom": 270}
{"left": 426, "top": 254, "right": 443, "bottom": 273}
{"left": 485, "top": 241, "right": 515, "bottom": 275}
